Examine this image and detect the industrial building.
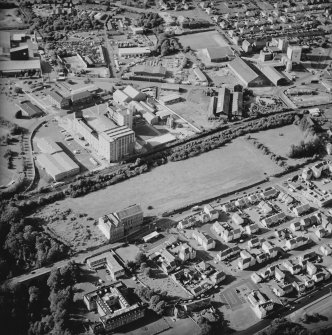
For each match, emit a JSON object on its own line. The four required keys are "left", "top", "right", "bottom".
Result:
{"left": 232, "top": 92, "right": 243, "bottom": 117}
{"left": 207, "top": 96, "right": 218, "bottom": 117}
{"left": 113, "top": 85, "right": 146, "bottom": 105}
{"left": 132, "top": 65, "right": 166, "bottom": 79}
{"left": 48, "top": 90, "right": 71, "bottom": 109}
{"left": 202, "top": 46, "right": 234, "bottom": 63}
{"left": 118, "top": 47, "right": 151, "bottom": 58}
{"left": 17, "top": 100, "right": 44, "bottom": 118}
{"left": 287, "top": 45, "right": 302, "bottom": 63}
{"left": 108, "top": 105, "right": 133, "bottom": 129}
{"left": 0, "top": 31, "right": 41, "bottom": 77}
{"left": 35, "top": 137, "right": 79, "bottom": 181}
{"left": 98, "top": 204, "right": 144, "bottom": 242}
{"left": 217, "top": 87, "right": 231, "bottom": 115}
{"left": 84, "top": 281, "right": 146, "bottom": 334}
{"left": 228, "top": 57, "right": 264, "bottom": 87}
{"left": 73, "top": 111, "right": 135, "bottom": 162}
{"left": 159, "top": 94, "right": 182, "bottom": 105}
{"left": 259, "top": 66, "right": 288, "bottom": 86}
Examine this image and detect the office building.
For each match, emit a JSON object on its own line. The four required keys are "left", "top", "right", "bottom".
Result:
{"left": 287, "top": 45, "right": 302, "bottom": 63}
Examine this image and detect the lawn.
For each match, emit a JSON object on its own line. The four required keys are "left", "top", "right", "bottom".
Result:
{"left": 177, "top": 31, "right": 229, "bottom": 51}
{"left": 0, "top": 9, "right": 25, "bottom": 28}
{"left": 251, "top": 124, "right": 308, "bottom": 166}
{"left": 36, "top": 137, "right": 282, "bottom": 219}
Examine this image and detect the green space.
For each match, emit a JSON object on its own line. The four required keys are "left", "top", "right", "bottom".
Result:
{"left": 116, "top": 245, "right": 140, "bottom": 263}
{"left": 36, "top": 137, "right": 282, "bottom": 219}
{"left": 252, "top": 124, "right": 308, "bottom": 166}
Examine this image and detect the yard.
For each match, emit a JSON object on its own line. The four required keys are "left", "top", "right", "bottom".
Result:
{"left": 250, "top": 125, "right": 308, "bottom": 166}
{"left": 35, "top": 136, "right": 282, "bottom": 219}
{"left": 0, "top": 9, "right": 25, "bottom": 28}
{"left": 177, "top": 31, "right": 230, "bottom": 51}
{"left": 115, "top": 245, "right": 140, "bottom": 264}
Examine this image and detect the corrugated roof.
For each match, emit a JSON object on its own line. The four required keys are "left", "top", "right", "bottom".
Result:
{"left": 37, "top": 152, "right": 79, "bottom": 179}
{"left": 123, "top": 85, "right": 143, "bottom": 100}
{"left": 113, "top": 89, "right": 131, "bottom": 103}
{"left": 115, "top": 204, "right": 143, "bottom": 220}
{"left": 87, "top": 114, "right": 116, "bottom": 133}
{"left": 71, "top": 90, "right": 91, "bottom": 102}
{"left": 260, "top": 66, "right": 286, "bottom": 85}
{"left": 205, "top": 46, "right": 233, "bottom": 60}
{"left": 19, "top": 101, "right": 43, "bottom": 117}
{"left": 228, "top": 57, "right": 259, "bottom": 85}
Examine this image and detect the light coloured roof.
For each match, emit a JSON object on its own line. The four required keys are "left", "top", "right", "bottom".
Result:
{"left": 115, "top": 204, "right": 143, "bottom": 220}
{"left": 228, "top": 57, "right": 259, "bottom": 85}
{"left": 101, "top": 125, "right": 135, "bottom": 142}
{"left": 145, "top": 133, "right": 176, "bottom": 147}
{"left": 123, "top": 85, "right": 142, "bottom": 100}
{"left": 260, "top": 66, "right": 286, "bottom": 85}
{"left": 86, "top": 114, "right": 116, "bottom": 133}
{"left": 0, "top": 59, "right": 41, "bottom": 71}
{"left": 205, "top": 46, "right": 233, "bottom": 59}
{"left": 113, "top": 89, "right": 131, "bottom": 103}
{"left": 19, "top": 101, "right": 43, "bottom": 117}
{"left": 37, "top": 152, "right": 79, "bottom": 178}
{"left": 118, "top": 47, "right": 151, "bottom": 55}
{"left": 36, "top": 137, "right": 63, "bottom": 154}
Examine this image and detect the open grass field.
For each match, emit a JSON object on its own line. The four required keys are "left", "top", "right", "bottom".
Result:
{"left": 0, "top": 9, "right": 24, "bottom": 28}
{"left": 33, "top": 205, "right": 107, "bottom": 251}
{"left": 36, "top": 137, "right": 282, "bottom": 219}
{"left": 251, "top": 125, "right": 308, "bottom": 166}
{"left": 177, "top": 31, "right": 229, "bottom": 51}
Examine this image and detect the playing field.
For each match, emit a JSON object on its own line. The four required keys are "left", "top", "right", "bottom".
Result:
{"left": 177, "top": 31, "right": 229, "bottom": 51}
{"left": 36, "top": 137, "right": 282, "bottom": 219}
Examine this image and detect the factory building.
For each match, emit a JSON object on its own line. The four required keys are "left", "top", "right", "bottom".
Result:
{"left": 73, "top": 112, "right": 135, "bottom": 162}
{"left": 259, "top": 66, "right": 288, "bottom": 86}
{"left": 217, "top": 87, "right": 231, "bottom": 115}
{"left": 98, "top": 204, "right": 144, "bottom": 242}
{"left": 228, "top": 57, "right": 264, "bottom": 87}
{"left": 118, "top": 47, "right": 151, "bottom": 58}
{"left": 35, "top": 137, "right": 79, "bottom": 181}
{"left": 202, "top": 46, "right": 234, "bottom": 63}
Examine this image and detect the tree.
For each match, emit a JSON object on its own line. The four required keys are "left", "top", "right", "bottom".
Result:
{"left": 135, "top": 252, "right": 147, "bottom": 264}
{"left": 150, "top": 295, "right": 161, "bottom": 308}
{"left": 140, "top": 262, "right": 147, "bottom": 271}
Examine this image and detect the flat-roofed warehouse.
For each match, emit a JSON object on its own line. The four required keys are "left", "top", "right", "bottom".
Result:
{"left": 259, "top": 66, "right": 288, "bottom": 86}
{"left": 35, "top": 137, "right": 79, "bottom": 181}
{"left": 228, "top": 57, "right": 264, "bottom": 87}
{"left": 118, "top": 47, "right": 151, "bottom": 58}
{"left": 202, "top": 46, "right": 234, "bottom": 63}
{"left": 132, "top": 65, "right": 166, "bottom": 78}
{"left": 0, "top": 59, "right": 41, "bottom": 77}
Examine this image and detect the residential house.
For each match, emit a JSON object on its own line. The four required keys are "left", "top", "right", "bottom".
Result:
{"left": 306, "top": 262, "right": 317, "bottom": 276}
{"left": 283, "top": 260, "right": 302, "bottom": 275}
{"left": 299, "top": 251, "right": 317, "bottom": 263}
{"left": 247, "top": 290, "right": 274, "bottom": 319}
{"left": 315, "top": 227, "right": 327, "bottom": 238}
{"left": 272, "top": 282, "right": 293, "bottom": 297}
{"left": 203, "top": 204, "right": 219, "bottom": 221}
{"left": 192, "top": 230, "right": 216, "bottom": 251}
{"left": 246, "top": 223, "right": 260, "bottom": 235}
{"left": 261, "top": 212, "right": 286, "bottom": 228}
{"left": 290, "top": 221, "right": 301, "bottom": 232}
{"left": 285, "top": 236, "right": 310, "bottom": 250}
{"left": 248, "top": 237, "right": 261, "bottom": 249}
{"left": 302, "top": 167, "right": 313, "bottom": 181}
{"left": 238, "top": 250, "right": 256, "bottom": 270}
{"left": 293, "top": 203, "right": 311, "bottom": 217}
{"left": 251, "top": 272, "right": 262, "bottom": 283}
{"left": 177, "top": 243, "right": 196, "bottom": 262}
{"left": 210, "top": 271, "right": 226, "bottom": 285}
{"left": 262, "top": 241, "right": 277, "bottom": 258}
{"left": 232, "top": 212, "right": 244, "bottom": 225}
{"left": 215, "top": 246, "right": 241, "bottom": 262}
{"left": 275, "top": 267, "right": 285, "bottom": 281}
{"left": 320, "top": 244, "right": 332, "bottom": 256}
{"left": 260, "top": 188, "right": 279, "bottom": 200}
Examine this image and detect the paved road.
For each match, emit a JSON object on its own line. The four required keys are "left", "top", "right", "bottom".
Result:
{"left": 237, "top": 282, "right": 332, "bottom": 335}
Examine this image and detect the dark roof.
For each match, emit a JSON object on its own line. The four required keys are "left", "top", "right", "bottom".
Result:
{"left": 49, "top": 90, "right": 68, "bottom": 103}
{"left": 19, "top": 101, "right": 43, "bottom": 117}
{"left": 71, "top": 90, "right": 91, "bottom": 102}
{"left": 116, "top": 204, "right": 143, "bottom": 220}
{"left": 228, "top": 57, "right": 259, "bottom": 85}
